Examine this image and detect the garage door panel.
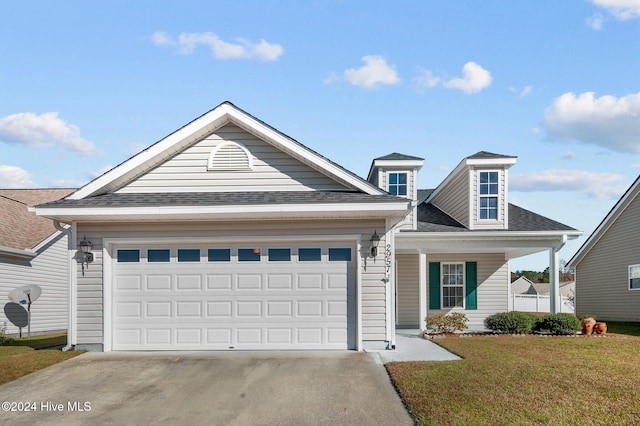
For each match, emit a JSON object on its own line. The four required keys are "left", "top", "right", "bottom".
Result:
{"left": 112, "top": 242, "right": 355, "bottom": 350}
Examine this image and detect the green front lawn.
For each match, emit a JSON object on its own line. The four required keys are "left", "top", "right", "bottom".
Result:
{"left": 0, "top": 334, "right": 84, "bottom": 385}
{"left": 387, "top": 334, "right": 640, "bottom": 425}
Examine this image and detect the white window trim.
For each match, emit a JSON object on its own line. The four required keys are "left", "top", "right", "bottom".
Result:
{"left": 477, "top": 169, "right": 501, "bottom": 222}
{"left": 629, "top": 264, "right": 640, "bottom": 291}
{"left": 441, "top": 262, "right": 466, "bottom": 309}
{"left": 387, "top": 171, "right": 408, "bottom": 197}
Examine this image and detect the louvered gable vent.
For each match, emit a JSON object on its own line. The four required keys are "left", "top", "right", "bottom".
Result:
{"left": 207, "top": 141, "right": 254, "bottom": 171}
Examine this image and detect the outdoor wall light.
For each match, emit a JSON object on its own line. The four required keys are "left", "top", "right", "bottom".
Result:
{"left": 78, "top": 236, "right": 94, "bottom": 264}
{"left": 369, "top": 230, "right": 381, "bottom": 258}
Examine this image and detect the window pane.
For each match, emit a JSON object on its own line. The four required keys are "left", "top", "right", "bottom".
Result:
{"left": 389, "top": 186, "right": 398, "bottom": 195}
{"left": 630, "top": 265, "right": 640, "bottom": 289}
{"left": 299, "top": 248, "right": 321, "bottom": 261}
{"left": 398, "top": 186, "right": 407, "bottom": 196}
{"left": 148, "top": 249, "right": 170, "bottom": 262}
{"left": 117, "top": 249, "right": 140, "bottom": 263}
{"left": 238, "top": 248, "right": 261, "bottom": 262}
{"left": 268, "top": 248, "right": 291, "bottom": 262}
{"left": 208, "top": 249, "right": 231, "bottom": 262}
{"left": 329, "top": 248, "right": 351, "bottom": 261}
{"left": 178, "top": 249, "right": 200, "bottom": 262}
{"left": 389, "top": 173, "right": 398, "bottom": 184}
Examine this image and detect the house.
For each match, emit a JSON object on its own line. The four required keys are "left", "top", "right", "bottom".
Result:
{"left": 0, "top": 188, "right": 75, "bottom": 336}
{"left": 34, "top": 102, "right": 581, "bottom": 351}
{"left": 511, "top": 276, "right": 536, "bottom": 295}
{"left": 568, "top": 174, "right": 640, "bottom": 321}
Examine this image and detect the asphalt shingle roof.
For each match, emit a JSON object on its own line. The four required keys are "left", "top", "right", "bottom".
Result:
{"left": 467, "top": 151, "right": 517, "bottom": 160}
{"left": 408, "top": 199, "right": 577, "bottom": 233}
{"left": 374, "top": 152, "right": 424, "bottom": 161}
{"left": 38, "top": 191, "right": 408, "bottom": 209}
{"left": 0, "top": 188, "right": 75, "bottom": 250}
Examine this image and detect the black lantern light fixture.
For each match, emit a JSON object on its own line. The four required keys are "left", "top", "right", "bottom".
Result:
{"left": 369, "top": 230, "right": 381, "bottom": 258}
{"left": 78, "top": 235, "right": 94, "bottom": 265}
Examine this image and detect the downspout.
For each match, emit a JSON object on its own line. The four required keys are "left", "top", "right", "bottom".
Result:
{"left": 54, "top": 221, "right": 76, "bottom": 352}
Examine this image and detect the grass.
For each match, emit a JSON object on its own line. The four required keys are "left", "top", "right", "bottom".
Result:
{"left": 0, "top": 334, "right": 84, "bottom": 385}
{"left": 387, "top": 333, "right": 640, "bottom": 425}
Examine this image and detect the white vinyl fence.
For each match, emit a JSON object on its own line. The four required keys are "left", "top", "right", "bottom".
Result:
{"left": 508, "top": 294, "right": 574, "bottom": 314}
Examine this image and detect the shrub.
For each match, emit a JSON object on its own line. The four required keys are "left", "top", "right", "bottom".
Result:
{"left": 425, "top": 312, "right": 469, "bottom": 334}
{"left": 533, "top": 313, "right": 581, "bottom": 335}
{"left": 0, "top": 322, "right": 15, "bottom": 346}
{"left": 484, "top": 311, "right": 538, "bottom": 334}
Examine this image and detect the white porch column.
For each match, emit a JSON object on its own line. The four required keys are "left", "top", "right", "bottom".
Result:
{"left": 549, "top": 247, "right": 560, "bottom": 314}
{"left": 419, "top": 250, "right": 427, "bottom": 330}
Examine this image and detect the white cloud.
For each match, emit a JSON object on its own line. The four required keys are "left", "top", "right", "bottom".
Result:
{"left": 442, "top": 62, "right": 492, "bottom": 94}
{"left": 151, "top": 31, "right": 284, "bottom": 61}
{"left": 332, "top": 55, "right": 400, "bottom": 88}
{"left": 49, "top": 178, "right": 86, "bottom": 188}
{"left": 587, "top": 13, "right": 605, "bottom": 30}
{"left": 542, "top": 91, "right": 640, "bottom": 153}
{"left": 415, "top": 68, "right": 440, "bottom": 90}
{"left": 592, "top": 0, "right": 640, "bottom": 20}
{"left": 632, "top": 163, "right": 640, "bottom": 169}
{"left": 88, "top": 165, "right": 114, "bottom": 179}
{"left": 0, "top": 165, "right": 35, "bottom": 188}
{"left": 511, "top": 169, "right": 627, "bottom": 199}
{"left": 0, "top": 112, "right": 98, "bottom": 155}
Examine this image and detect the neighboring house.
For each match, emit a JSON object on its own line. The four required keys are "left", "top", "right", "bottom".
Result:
{"left": 0, "top": 188, "right": 75, "bottom": 336}
{"left": 35, "top": 102, "right": 581, "bottom": 352}
{"left": 511, "top": 276, "right": 536, "bottom": 295}
{"left": 568, "top": 174, "right": 640, "bottom": 321}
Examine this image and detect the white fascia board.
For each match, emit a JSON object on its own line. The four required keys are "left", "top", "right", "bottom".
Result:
{"left": 466, "top": 157, "right": 517, "bottom": 168}
{"left": 568, "top": 176, "right": 640, "bottom": 268}
{"left": 227, "top": 111, "right": 385, "bottom": 195}
{"left": 0, "top": 245, "right": 36, "bottom": 259}
{"left": 371, "top": 160, "right": 425, "bottom": 169}
{"left": 425, "top": 158, "right": 467, "bottom": 202}
{"left": 396, "top": 230, "right": 582, "bottom": 250}
{"left": 31, "top": 228, "right": 67, "bottom": 253}
{"left": 71, "top": 103, "right": 383, "bottom": 200}
{"left": 35, "top": 202, "right": 409, "bottom": 222}
{"left": 70, "top": 105, "right": 232, "bottom": 200}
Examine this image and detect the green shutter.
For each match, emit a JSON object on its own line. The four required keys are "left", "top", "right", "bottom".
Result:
{"left": 465, "top": 261, "right": 478, "bottom": 310}
{"left": 429, "top": 262, "right": 441, "bottom": 310}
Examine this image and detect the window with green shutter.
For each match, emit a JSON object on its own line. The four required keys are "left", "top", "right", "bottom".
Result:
{"left": 428, "top": 261, "right": 478, "bottom": 310}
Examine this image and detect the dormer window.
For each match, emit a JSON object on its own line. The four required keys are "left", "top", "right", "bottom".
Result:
{"left": 479, "top": 171, "right": 499, "bottom": 219}
{"left": 388, "top": 172, "right": 407, "bottom": 196}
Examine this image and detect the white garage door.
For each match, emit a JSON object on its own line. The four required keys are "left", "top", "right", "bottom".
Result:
{"left": 111, "top": 242, "right": 356, "bottom": 350}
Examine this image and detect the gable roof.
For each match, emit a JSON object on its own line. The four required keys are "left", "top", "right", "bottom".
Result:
{"left": 568, "top": 174, "right": 640, "bottom": 267}
{"left": 69, "top": 102, "right": 385, "bottom": 200}
{"left": 374, "top": 152, "right": 425, "bottom": 161}
{"left": 0, "top": 188, "right": 75, "bottom": 253}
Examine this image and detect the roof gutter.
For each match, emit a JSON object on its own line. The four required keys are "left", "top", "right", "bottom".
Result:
{"left": 53, "top": 221, "right": 76, "bottom": 352}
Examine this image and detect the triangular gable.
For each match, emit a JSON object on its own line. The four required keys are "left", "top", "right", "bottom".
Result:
{"left": 568, "top": 174, "right": 640, "bottom": 267}
{"left": 70, "top": 102, "right": 384, "bottom": 200}
{"left": 116, "top": 123, "right": 350, "bottom": 193}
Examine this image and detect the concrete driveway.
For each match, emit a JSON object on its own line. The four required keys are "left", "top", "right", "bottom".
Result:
{"left": 0, "top": 351, "right": 413, "bottom": 425}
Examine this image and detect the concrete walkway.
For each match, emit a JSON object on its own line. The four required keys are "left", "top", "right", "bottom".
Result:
{"left": 367, "top": 330, "right": 461, "bottom": 364}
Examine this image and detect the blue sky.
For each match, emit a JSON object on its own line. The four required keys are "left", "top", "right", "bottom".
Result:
{"left": 2, "top": 0, "right": 640, "bottom": 271}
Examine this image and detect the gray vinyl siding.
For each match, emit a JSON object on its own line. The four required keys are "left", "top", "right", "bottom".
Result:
{"left": 431, "top": 171, "right": 470, "bottom": 227}
{"left": 0, "top": 234, "right": 68, "bottom": 336}
{"left": 575, "top": 192, "right": 640, "bottom": 321}
{"left": 117, "top": 124, "right": 349, "bottom": 193}
{"left": 396, "top": 253, "right": 420, "bottom": 327}
{"left": 428, "top": 253, "right": 508, "bottom": 330}
{"left": 76, "top": 219, "right": 389, "bottom": 345}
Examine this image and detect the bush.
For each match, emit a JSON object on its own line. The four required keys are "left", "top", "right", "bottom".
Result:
{"left": 533, "top": 313, "right": 581, "bottom": 335}
{"left": 0, "top": 322, "right": 15, "bottom": 346}
{"left": 484, "top": 312, "right": 538, "bottom": 334}
{"left": 425, "top": 312, "right": 469, "bottom": 334}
